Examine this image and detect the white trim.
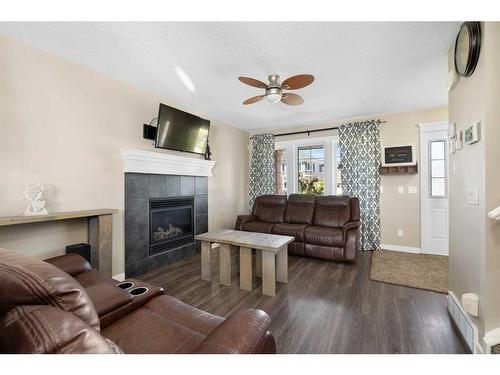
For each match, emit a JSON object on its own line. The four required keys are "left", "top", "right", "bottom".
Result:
{"left": 448, "top": 291, "right": 482, "bottom": 354}
{"left": 418, "top": 121, "right": 449, "bottom": 133}
{"left": 121, "top": 148, "right": 216, "bottom": 177}
{"left": 380, "top": 243, "right": 421, "bottom": 253}
{"left": 484, "top": 327, "right": 500, "bottom": 354}
{"left": 113, "top": 273, "right": 125, "bottom": 282}
{"left": 419, "top": 122, "right": 450, "bottom": 256}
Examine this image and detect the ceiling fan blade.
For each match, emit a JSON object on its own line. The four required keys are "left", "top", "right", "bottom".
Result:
{"left": 281, "top": 74, "right": 315, "bottom": 90}
{"left": 281, "top": 93, "right": 304, "bottom": 106}
{"left": 238, "top": 77, "right": 268, "bottom": 89}
{"left": 243, "top": 95, "right": 265, "bottom": 105}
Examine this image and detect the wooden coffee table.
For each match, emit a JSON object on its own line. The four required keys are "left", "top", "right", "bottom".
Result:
{"left": 195, "top": 229, "right": 294, "bottom": 297}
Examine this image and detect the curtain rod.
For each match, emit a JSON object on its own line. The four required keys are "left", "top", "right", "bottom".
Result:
{"left": 251, "top": 120, "right": 387, "bottom": 139}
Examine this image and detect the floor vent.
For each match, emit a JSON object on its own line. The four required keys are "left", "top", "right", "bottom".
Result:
{"left": 448, "top": 291, "right": 481, "bottom": 353}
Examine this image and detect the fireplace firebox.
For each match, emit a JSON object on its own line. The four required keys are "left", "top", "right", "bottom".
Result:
{"left": 149, "top": 197, "right": 194, "bottom": 256}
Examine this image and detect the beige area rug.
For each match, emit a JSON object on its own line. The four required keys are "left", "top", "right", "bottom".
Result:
{"left": 370, "top": 250, "right": 448, "bottom": 294}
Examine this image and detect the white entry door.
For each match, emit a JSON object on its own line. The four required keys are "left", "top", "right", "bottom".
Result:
{"left": 419, "top": 123, "right": 449, "bottom": 256}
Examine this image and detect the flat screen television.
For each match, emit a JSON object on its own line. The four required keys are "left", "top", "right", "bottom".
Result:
{"left": 155, "top": 103, "right": 210, "bottom": 155}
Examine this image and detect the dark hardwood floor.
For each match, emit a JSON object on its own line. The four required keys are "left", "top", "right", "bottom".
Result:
{"left": 140, "top": 249, "right": 468, "bottom": 354}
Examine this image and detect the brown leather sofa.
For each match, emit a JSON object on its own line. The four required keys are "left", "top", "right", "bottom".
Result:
{"left": 0, "top": 249, "right": 276, "bottom": 354}
{"left": 235, "top": 194, "right": 360, "bottom": 261}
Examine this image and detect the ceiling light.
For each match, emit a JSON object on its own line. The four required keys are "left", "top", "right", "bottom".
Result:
{"left": 266, "top": 87, "right": 282, "bottom": 103}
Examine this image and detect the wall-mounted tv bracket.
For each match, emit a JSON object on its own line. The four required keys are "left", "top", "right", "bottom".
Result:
{"left": 143, "top": 117, "right": 158, "bottom": 140}
{"left": 204, "top": 141, "right": 211, "bottom": 161}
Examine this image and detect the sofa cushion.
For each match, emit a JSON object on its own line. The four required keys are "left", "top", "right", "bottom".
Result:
{"left": 313, "top": 196, "right": 351, "bottom": 227}
{"left": 272, "top": 223, "right": 308, "bottom": 242}
{"left": 102, "top": 295, "right": 222, "bottom": 354}
{"left": 253, "top": 195, "right": 286, "bottom": 223}
{"left": 304, "top": 226, "right": 344, "bottom": 247}
{"left": 242, "top": 221, "right": 275, "bottom": 234}
{"left": 304, "top": 244, "right": 345, "bottom": 261}
{"left": 284, "top": 194, "right": 316, "bottom": 224}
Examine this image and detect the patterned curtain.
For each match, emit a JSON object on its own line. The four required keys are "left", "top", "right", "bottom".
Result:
{"left": 338, "top": 120, "right": 381, "bottom": 251}
{"left": 249, "top": 133, "right": 276, "bottom": 210}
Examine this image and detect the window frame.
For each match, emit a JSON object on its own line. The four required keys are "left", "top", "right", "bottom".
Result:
{"left": 274, "top": 135, "right": 341, "bottom": 195}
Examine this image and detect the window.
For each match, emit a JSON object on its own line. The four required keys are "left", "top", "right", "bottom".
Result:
{"left": 297, "top": 146, "right": 325, "bottom": 195}
{"left": 275, "top": 149, "right": 288, "bottom": 194}
{"left": 430, "top": 140, "right": 446, "bottom": 197}
{"left": 335, "top": 143, "right": 343, "bottom": 195}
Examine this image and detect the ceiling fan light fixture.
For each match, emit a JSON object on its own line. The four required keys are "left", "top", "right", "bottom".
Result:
{"left": 266, "top": 87, "right": 282, "bottom": 103}
{"left": 239, "top": 74, "right": 313, "bottom": 106}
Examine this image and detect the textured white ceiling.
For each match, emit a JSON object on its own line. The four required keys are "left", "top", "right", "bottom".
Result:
{"left": 0, "top": 22, "right": 459, "bottom": 131}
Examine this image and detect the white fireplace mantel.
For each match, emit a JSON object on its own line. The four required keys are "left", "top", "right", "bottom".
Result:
{"left": 121, "top": 148, "right": 216, "bottom": 177}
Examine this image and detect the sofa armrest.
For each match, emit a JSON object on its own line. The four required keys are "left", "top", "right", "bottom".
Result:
{"left": 194, "top": 309, "right": 272, "bottom": 354}
{"left": 44, "top": 254, "right": 92, "bottom": 277}
{"left": 342, "top": 220, "right": 360, "bottom": 242}
{"left": 234, "top": 214, "right": 257, "bottom": 230}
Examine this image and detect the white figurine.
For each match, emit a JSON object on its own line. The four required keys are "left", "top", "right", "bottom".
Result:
{"left": 20, "top": 184, "right": 49, "bottom": 216}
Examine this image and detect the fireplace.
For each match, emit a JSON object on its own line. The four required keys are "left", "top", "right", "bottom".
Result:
{"left": 124, "top": 172, "right": 208, "bottom": 278}
{"left": 149, "top": 197, "right": 194, "bottom": 256}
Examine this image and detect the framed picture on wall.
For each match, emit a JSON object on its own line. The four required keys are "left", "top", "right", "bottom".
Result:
{"left": 465, "top": 122, "right": 480, "bottom": 144}
{"left": 381, "top": 144, "right": 416, "bottom": 166}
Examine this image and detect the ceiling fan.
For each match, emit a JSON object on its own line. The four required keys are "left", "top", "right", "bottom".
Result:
{"left": 238, "top": 74, "right": 314, "bottom": 106}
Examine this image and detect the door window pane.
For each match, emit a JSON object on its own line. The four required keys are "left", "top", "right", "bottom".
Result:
{"left": 431, "top": 178, "right": 445, "bottom": 197}
{"left": 297, "top": 146, "right": 325, "bottom": 195}
{"left": 430, "top": 140, "right": 446, "bottom": 197}
{"left": 431, "top": 141, "right": 445, "bottom": 160}
{"left": 431, "top": 160, "right": 445, "bottom": 178}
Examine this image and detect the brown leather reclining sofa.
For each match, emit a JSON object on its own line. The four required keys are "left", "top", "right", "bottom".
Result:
{"left": 0, "top": 249, "right": 276, "bottom": 354}
{"left": 235, "top": 194, "right": 360, "bottom": 261}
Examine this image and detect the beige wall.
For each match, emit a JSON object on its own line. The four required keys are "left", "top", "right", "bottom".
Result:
{"left": 483, "top": 22, "right": 500, "bottom": 335}
{"left": 252, "top": 107, "right": 448, "bottom": 250}
{"left": 0, "top": 35, "right": 249, "bottom": 275}
{"left": 448, "top": 22, "right": 500, "bottom": 342}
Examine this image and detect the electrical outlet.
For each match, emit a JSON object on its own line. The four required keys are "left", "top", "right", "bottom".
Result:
{"left": 397, "top": 229, "right": 404, "bottom": 237}
{"left": 408, "top": 186, "right": 418, "bottom": 194}
{"left": 380, "top": 186, "right": 384, "bottom": 194}
{"left": 398, "top": 186, "right": 404, "bottom": 194}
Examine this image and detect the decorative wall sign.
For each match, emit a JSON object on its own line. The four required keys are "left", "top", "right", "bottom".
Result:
{"left": 382, "top": 145, "right": 415, "bottom": 166}
{"left": 465, "top": 122, "right": 480, "bottom": 145}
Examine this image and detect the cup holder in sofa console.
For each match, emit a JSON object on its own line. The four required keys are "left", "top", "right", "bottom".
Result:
{"left": 129, "top": 287, "right": 148, "bottom": 296}
{"left": 116, "top": 281, "right": 134, "bottom": 290}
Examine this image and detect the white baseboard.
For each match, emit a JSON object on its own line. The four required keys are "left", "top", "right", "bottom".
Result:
{"left": 380, "top": 243, "right": 421, "bottom": 254}
{"left": 448, "top": 290, "right": 482, "bottom": 354}
{"left": 484, "top": 327, "right": 500, "bottom": 354}
{"left": 113, "top": 273, "right": 125, "bottom": 282}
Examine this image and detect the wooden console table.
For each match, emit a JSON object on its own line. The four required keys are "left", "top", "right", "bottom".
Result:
{"left": 0, "top": 209, "right": 118, "bottom": 276}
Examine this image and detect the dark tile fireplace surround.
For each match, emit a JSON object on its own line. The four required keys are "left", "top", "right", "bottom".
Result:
{"left": 124, "top": 173, "right": 208, "bottom": 277}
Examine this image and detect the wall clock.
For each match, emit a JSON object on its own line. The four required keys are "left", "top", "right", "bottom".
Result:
{"left": 454, "top": 22, "right": 481, "bottom": 77}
